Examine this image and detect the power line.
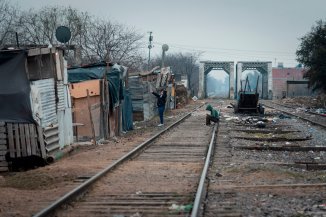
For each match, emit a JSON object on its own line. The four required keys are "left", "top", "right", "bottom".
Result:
{"left": 153, "top": 41, "right": 296, "bottom": 55}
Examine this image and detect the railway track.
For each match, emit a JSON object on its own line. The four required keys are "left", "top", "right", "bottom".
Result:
{"left": 33, "top": 106, "right": 218, "bottom": 217}
{"left": 263, "top": 101, "right": 326, "bottom": 128}
{"left": 203, "top": 100, "right": 326, "bottom": 216}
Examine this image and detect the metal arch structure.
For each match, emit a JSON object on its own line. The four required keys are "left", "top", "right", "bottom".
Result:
{"left": 236, "top": 61, "right": 273, "bottom": 99}
{"left": 198, "top": 61, "right": 235, "bottom": 99}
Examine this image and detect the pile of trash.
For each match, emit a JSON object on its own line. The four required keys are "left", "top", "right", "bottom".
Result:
{"left": 279, "top": 94, "right": 326, "bottom": 110}
{"left": 175, "top": 84, "right": 188, "bottom": 108}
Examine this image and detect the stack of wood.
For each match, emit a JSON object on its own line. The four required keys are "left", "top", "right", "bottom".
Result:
{"left": 4, "top": 123, "right": 47, "bottom": 171}
{"left": 0, "top": 122, "right": 8, "bottom": 171}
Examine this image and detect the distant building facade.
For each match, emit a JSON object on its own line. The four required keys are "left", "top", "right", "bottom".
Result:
{"left": 272, "top": 66, "right": 314, "bottom": 99}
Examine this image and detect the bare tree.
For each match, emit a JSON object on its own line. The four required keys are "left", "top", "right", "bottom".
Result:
{"left": 1, "top": 3, "right": 146, "bottom": 70}
{"left": 151, "top": 52, "right": 201, "bottom": 95}
{"left": 80, "top": 18, "right": 144, "bottom": 69}
{"left": 0, "top": 0, "right": 19, "bottom": 47}
{"left": 18, "top": 6, "right": 88, "bottom": 46}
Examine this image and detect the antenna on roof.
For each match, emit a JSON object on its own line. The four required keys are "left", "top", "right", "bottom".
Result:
{"left": 55, "top": 26, "right": 71, "bottom": 44}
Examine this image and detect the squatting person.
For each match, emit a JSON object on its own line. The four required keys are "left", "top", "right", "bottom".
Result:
{"left": 206, "top": 104, "right": 220, "bottom": 125}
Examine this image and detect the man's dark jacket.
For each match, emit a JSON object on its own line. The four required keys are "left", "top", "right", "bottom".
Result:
{"left": 152, "top": 90, "right": 167, "bottom": 107}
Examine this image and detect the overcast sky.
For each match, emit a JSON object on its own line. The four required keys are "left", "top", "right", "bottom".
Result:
{"left": 16, "top": 0, "right": 326, "bottom": 67}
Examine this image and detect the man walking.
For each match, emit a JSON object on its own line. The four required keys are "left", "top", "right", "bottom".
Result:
{"left": 152, "top": 88, "right": 167, "bottom": 126}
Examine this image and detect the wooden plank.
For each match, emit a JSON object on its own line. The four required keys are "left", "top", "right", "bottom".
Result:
{"left": 28, "top": 48, "right": 41, "bottom": 56}
{"left": 0, "top": 161, "right": 8, "bottom": 166}
{"left": 55, "top": 51, "right": 63, "bottom": 80}
{"left": 87, "top": 89, "right": 96, "bottom": 145}
{"left": 0, "top": 167, "right": 8, "bottom": 172}
{"left": 0, "top": 127, "right": 6, "bottom": 133}
{"left": 7, "top": 123, "right": 15, "bottom": 158}
{"left": 14, "top": 124, "right": 21, "bottom": 157}
{"left": 0, "top": 145, "right": 7, "bottom": 150}
{"left": 0, "top": 156, "right": 6, "bottom": 161}
{"left": 25, "top": 124, "right": 32, "bottom": 156}
{"left": 19, "top": 124, "right": 27, "bottom": 157}
{"left": 37, "top": 126, "right": 46, "bottom": 158}
{"left": 41, "top": 48, "right": 50, "bottom": 55}
{"left": 0, "top": 133, "right": 6, "bottom": 139}
{"left": 0, "top": 122, "right": 5, "bottom": 126}
{"left": 234, "top": 145, "right": 326, "bottom": 152}
{"left": 0, "top": 139, "right": 6, "bottom": 145}
{"left": 29, "top": 124, "right": 37, "bottom": 155}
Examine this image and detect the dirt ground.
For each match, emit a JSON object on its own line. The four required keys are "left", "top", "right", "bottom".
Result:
{"left": 276, "top": 94, "right": 326, "bottom": 109}
{"left": 0, "top": 100, "right": 202, "bottom": 217}
{"left": 0, "top": 96, "right": 325, "bottom": 217}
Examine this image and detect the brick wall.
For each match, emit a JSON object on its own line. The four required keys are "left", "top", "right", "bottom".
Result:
{"left": 272, "top": 68, "right": 307, "bottom": 99}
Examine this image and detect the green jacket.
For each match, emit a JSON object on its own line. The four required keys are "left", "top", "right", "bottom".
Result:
{"left": 206, "top": 104, "right": 219, "bottom": 118}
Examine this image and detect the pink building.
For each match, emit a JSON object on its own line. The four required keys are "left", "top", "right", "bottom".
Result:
{"left": 272, "top": 67, "right": 314, "bottom": 99}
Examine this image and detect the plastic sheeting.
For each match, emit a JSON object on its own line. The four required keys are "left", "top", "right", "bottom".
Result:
{"left": 68, "top": 67, "right": 106, "bottom": 83}
{"left": 67, "top": 64, "right": 133, "bottom": 132}
{"left": 122, "top": 89, "right": 133, "bottom": 131}
{"left": 106, "top": 70, "right": 124, "bottom": 108}
{"left": 0, "top": 51, "right": 34, "bottom": 123}
{"left": 68, "top": 65, "right": 124, "bottom": 108}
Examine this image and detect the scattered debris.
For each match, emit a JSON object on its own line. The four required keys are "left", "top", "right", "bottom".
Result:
{"left": 216, "top": 172, "right": 223, "bottom": 177}
{"left": 256, "top": 121, "right": 266, "bottom": 128}
{"left": 169, "top": 203, "right": 193, "bottom": 212}
{"left": 279, "top": 114, "right": 292, "bottom": 119}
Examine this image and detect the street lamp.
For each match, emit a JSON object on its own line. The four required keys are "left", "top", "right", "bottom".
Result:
{"left": 148, "top": 31, "right": 153, "bottom": 70}
{"left": 161, "top": 44, "right": 169, "bottom": 68}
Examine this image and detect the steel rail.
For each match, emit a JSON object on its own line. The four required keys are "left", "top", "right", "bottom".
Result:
{"left": 270, "top": 101, "right": 326, "bottom": 118}
{"left": 191, "top": 124, "right": 218, "bottom": 217}
{"left": 33, "top": 105, "right": 204, "bottom": 217}
{"left": 264, "top": 103, "right": 326, "bottom": 128}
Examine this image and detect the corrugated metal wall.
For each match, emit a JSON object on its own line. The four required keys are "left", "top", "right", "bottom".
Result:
{"left": 57, "top": 81, "right": 65, "bottom": 111}
{"left": 30, "top": 78, "right": 57, "bottom": 128}
{"left": 129, "top": 76, "right": 156, "bottom": 121}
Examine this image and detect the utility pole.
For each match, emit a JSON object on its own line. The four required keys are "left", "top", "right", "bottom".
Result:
{"left": 148, "top": 31, "right": 153, "bottom": 70}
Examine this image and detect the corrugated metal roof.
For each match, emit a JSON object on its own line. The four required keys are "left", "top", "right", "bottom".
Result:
{"left": 30, "top": 79, "right": 57, "bottom": 128}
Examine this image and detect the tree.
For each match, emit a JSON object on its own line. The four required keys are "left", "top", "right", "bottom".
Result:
{"left": 0, "top": 0, "right": 20, "bottom": 47}
{"left": 80, "top": 18, "right": 144, "bottom": 70}
{"left": 296, "top": 20, "right": 326, "bottom": 92}
{"left": 0, "top": 3, "right": 145, "bottom": 70}
{"left": 151, "top": 52, "right": 201, "bottom": 96}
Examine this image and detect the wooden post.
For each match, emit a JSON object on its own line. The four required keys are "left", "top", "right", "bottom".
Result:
{"left": 86, "top": 89, "right": 96, "bottom": 145}
{"left": 102, "top": 70, "right": 110, "bottom": 140}
{"left": 104, "top": 66, "right": 110, "bottom": 139}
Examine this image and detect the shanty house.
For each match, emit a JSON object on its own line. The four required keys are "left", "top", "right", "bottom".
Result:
{"left": 128, "top": 66, "right": 176, "bottom": 121}
{"left": 0, "top": 47, "right": 73, "bottom": 171}
{"left": 68, "top": 62, "right": 133, "bottom": 141}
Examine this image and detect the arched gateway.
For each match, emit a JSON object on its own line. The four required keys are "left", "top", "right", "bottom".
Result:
{"left": 236, "top": 61, "right": 273, "bottom": 99}
{"left": 198, "top": 61, "right": 235, "bottom": 99}
{"left": 198, "top": 61, "right": 273, "bottom": 100}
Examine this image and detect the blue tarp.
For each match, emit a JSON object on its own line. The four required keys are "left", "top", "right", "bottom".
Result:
{"left": 68, "top": 67, "right": 106, "bottom": 83}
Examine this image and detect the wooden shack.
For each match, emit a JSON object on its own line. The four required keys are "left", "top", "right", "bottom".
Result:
{"left": 0, "top": 47, "right": 73, "bottom": 171}
{"left": 68, "top": 63, "right": 133, "bottom": 141}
